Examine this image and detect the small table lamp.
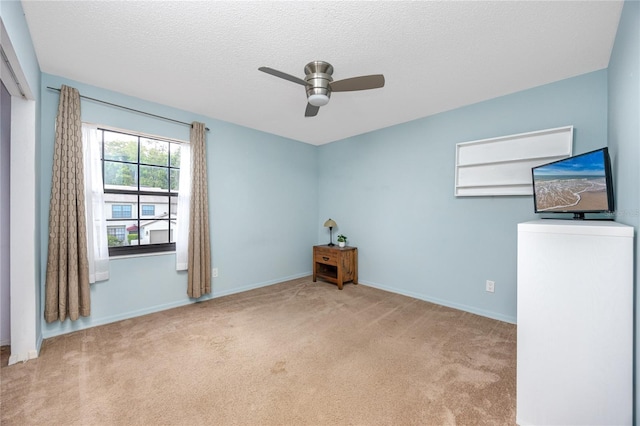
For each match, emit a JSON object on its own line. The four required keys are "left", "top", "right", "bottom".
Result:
{"left": 324, "top": 218, "right": 337, "bottom": 246}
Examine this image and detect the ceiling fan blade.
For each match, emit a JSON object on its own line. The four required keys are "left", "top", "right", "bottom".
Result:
{"left": 305, "top": 103, "right": 320, "bottom": 117}
{"left": 258, "top": 67, "right": 308, "bottom": 86}
{"left": 329, "top": 74, "right": 385, "bottom": 92}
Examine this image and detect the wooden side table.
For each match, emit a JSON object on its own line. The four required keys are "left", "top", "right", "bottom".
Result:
{"left": 312, "top": 245, "right": 358, "bottom": 290}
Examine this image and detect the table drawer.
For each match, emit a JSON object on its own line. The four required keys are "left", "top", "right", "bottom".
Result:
{"left": 314, "top": 249, "right": 338, "bottom": 265}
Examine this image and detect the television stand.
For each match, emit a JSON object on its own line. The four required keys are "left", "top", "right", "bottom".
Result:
{"left": 517, "top": 220, "right": 633, "bottom": 424}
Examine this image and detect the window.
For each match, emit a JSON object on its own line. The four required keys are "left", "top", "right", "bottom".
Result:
{"left": 107, "top": 226, "right": 126, "bottom": 246}
{"left": 141, "top": 205, "right": 155, "bottom": 216}
{"left": 100, "top": 128, "right": 182, "bottom": 256}
{"left": 112, "top": 204, "right": 132, "bottom": 218}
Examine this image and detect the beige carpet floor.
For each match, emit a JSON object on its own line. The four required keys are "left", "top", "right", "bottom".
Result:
{"left": 1, "top": 277, "right": 516, "bottom": 425}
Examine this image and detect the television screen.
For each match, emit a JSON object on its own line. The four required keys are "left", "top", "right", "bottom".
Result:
{"left": 532, "top": 147, "right": 614, "bottom": 218}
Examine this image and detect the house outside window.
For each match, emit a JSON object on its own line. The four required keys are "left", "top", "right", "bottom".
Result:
{"left": 100, "top": 128, "right": 181, "bottom": 256}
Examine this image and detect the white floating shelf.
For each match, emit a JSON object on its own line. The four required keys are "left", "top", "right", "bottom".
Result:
{"left": 454, "top": 126, "right": 573, "bottom": 197}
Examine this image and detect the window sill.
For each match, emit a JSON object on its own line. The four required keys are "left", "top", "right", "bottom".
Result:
{"left": 109, "top": 251, "right": 176, "bottom": 260}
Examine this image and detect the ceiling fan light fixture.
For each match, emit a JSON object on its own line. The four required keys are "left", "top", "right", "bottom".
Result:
{"left": 308, "top": 94, "right": 330, "bottom": 107}
{"left": 259, "top": 61, "right": 385, "bottom": 117}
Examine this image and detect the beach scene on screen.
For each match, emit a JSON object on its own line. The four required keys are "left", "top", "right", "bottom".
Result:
{"left": 533, "top": 151, "right": 608, "bottom": 212}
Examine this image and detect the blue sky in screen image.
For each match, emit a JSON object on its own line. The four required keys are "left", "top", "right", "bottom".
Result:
{"left": 535, "top": 150, "right": 605, "bottom": 176}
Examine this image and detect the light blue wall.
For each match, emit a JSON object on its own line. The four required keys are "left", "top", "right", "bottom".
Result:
{"left": 607, "top": 0, "right": 639, "bottom": 420}
{"left": 318, "top": 70, "right": 608, "bottom": 323}
{"left": 40, "top": 73, "right": 318, "bottom": 338}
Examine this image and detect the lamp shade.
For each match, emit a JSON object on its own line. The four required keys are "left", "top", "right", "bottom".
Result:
{"left": 323, "top": 219, "right": 337, "bottom": 228}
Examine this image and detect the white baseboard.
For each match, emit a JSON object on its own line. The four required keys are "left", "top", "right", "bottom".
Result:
{"left": 8, "top": 349, "right": 38, "bottom": 365}
{"left": 40, "top": 272, "right": 514, "bottom": 341}
{"left": 358, "top": 280, "right": 517, "bottom": 324}
{"left": 41, "top": 271, "right": 313, "bottom": 339}
{"left": 207, "top": 271, "right": 311, "bottom": 300}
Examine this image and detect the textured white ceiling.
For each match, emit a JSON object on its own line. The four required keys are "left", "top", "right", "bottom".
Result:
{"left": 21, "top": 1, "right": 623, "bottom": 145}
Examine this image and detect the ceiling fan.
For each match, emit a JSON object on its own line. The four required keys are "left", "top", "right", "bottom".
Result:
{"left": 258, "top": 61, "right": 385, "bottom": 117}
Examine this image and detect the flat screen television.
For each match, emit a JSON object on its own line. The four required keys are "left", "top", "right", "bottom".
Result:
{"left": 531, "top": 147, "right": 614, "bottom": 220}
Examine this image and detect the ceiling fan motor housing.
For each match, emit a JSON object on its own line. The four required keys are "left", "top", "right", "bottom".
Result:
{"left": 304, "top": 61, "right": 333, "bottom": 105}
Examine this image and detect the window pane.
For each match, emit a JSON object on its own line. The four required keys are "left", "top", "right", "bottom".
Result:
{"left": 104, "top": 161, "right": 138, "bottom": 190}
{"left": 139, "top": 195, "right": 169, "bottom": 219}
{"left": 126, "top": 221, "right": 141, "bottom": 246}
{"left": 103, "top": 131, "right": 138, "bottom": 162}
{"left": 170, "top": 143, "right": 181, "bottom": 168}
{"left": 107, "top": 220, "right": 139, "bottom": 246}
{"left": 170, "top": 220, "right": 177, "bottom": 243}
{"left": 105, "top": 193, "right": 138, "bottom": 218}
{"left": 140, "top": 220, "right": 171, "bottom": 245}
{"left": 107, "top": 225, "right": 126, "bottom": 247}
{"left": 170, "top": 195, "right": 178, "bottom": 218}
{"left": 140, "top": 165, "right": 168, "bottom": 191}
{"left": 170, "top": 169, "right": 180, "bottom": 191}
{"left": 105, "top": 194, "right": 139, "bottom": 246}
{"left": 140, "top": 138, "right": 169, "bottom": 167}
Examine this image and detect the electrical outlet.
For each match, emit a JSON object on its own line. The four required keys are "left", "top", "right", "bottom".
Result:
{"left": 486, "top": 280, "right": 495, "bottom": 293}
{"left": 212, "top": 268, "right": 218, "bottom": 278}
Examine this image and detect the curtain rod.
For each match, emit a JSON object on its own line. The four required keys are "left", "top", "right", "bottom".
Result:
{"left": 46, "top": 86, "right": 210, "bottom": 131}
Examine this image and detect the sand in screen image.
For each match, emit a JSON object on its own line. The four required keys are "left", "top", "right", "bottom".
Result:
{"left": 536, "top": 177, "right": 608, "bottom": 212}
{"left": 552, "top": 189, "right": 608, "bottom": 211}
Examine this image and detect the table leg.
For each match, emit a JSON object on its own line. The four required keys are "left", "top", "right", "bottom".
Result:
{"left": 353, "top": 248, "right": 358, "bottom": 285}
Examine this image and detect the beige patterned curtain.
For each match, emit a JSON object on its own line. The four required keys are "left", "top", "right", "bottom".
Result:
{"left": 44, "top": 85, "right": 90, "bottom": 322}
{"left": 187, "top": 122, "right": 211, "bottom": 298}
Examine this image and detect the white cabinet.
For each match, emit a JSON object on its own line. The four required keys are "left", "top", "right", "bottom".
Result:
{"left": 517, "top": 220, "right": 633, "bottom": 426}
